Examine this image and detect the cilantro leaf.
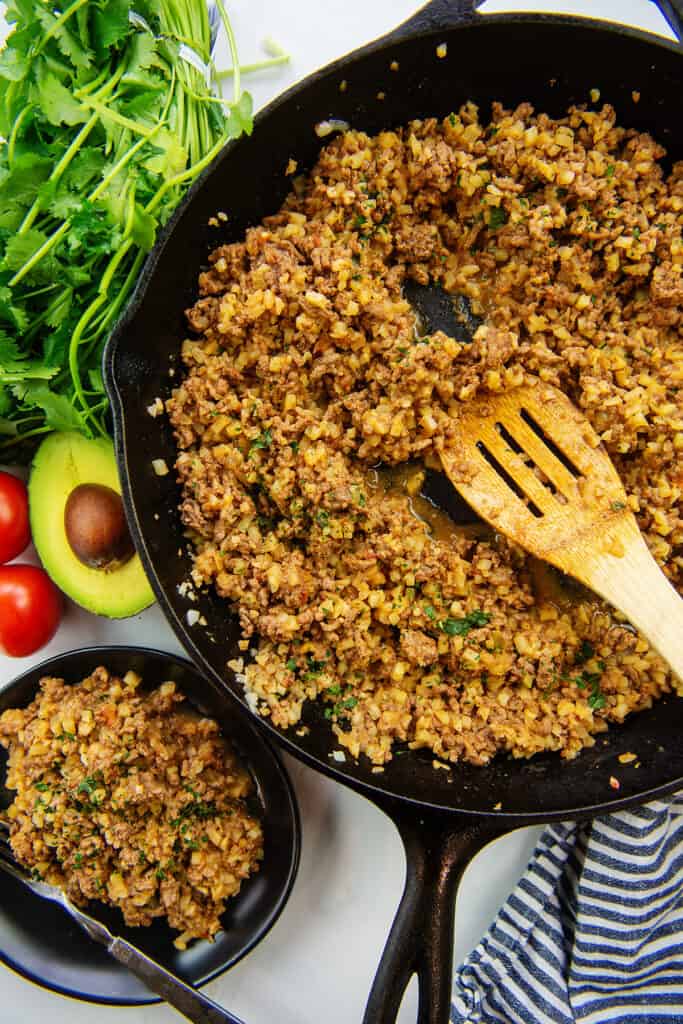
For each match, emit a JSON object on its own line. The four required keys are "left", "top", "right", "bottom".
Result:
{"left": 0, "top": 152, "right": 52, "bottom": 230}
{"left": 0, "top": 386, "right": 13, "bottom": 417}
{"left": 14, "top": 383, "right": 87, "bottom": 432}
{"left": 226, "top": 91, "right": 254, "bottom": 138}
{"left": 248, "top": 428, "right": 273, "bottom": 456}
{"left": 64, "top": 147, "right": 107, "bottom": 192}
{"left": 487, "top": 206, "right": 508, "bottom": 230}
{"left": 125, "top": 32, "right": 162, "bottom": 74}
{"left": 0, "top": 333, "right": 23, "bottom": 368}
{"left": 127, "top": 202, "right": 154, "bottom": 250}
{"left": 35, "top": 7, "right": 93, "bottom": 70}
{"left": 0, "top": 45, "right": 30, "bottom": 82}
{"left": 2, "top": 229, "right": 61, "bottom": 284}
{"left": 43, "top": 322, "right": 71, "bottom": 367}
{"left": 144, "top": 129, "right": 188, "bottom": 180}
{"left": 93, "top": 0, "right": 133, "bottom": 52}
{"left": 34, "top": 66, "right": 88, "bottom": 127}
{"left": 66, "top": 202, "right": 121, "bottom": 257}
{"left": 440, "top": 610, "right": 491, "bottom": 637}
{"left": 575, "top": 640, "right": 595, "bottom": 665}
{"left": 0, "top": 287, "right": 28, "bottom": 331}
{"left": 44, "top": 288, "right": 73, "bottom": 329}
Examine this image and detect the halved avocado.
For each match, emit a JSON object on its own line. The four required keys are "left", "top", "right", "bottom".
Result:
{"left": 29, "top": 432, "right": 155, "bottom": 618}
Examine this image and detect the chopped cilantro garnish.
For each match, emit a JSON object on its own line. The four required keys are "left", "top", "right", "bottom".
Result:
{"left": 424, "top": 605, "right": 437, "bottom": 620}
{"left": 306, "top": 655, "right": 326, "bottom": 674}
{"left": 324, "top": 687, "right": 358, "bottom": 720}
{"left": 440, "top": 610, "right": 490, "bottom": 636}
{"left": 606, "top": 164, "right": 615, "bottom": 178}
{"left": 77, "top": 773, "right": 103, "bottom": 799}
{"left": 611, "top": 500, "right": 626, "bottom": 511}
{"left": 286, "top": 658, "right": 297, "bottom": 672}
{"left": 248, "top": 428, "right": 273, "bottom": 457}
{"left": 34, "top": 781, "right": 50, "bottom": 792}
{"left": 487, "top": 207, "right": 508, "bottom": 230}
{"left": 575, "top": 640, "right": 595, "bottom": 665}
{"left": 588, "top": 683, "right": 606, "bottom": 710}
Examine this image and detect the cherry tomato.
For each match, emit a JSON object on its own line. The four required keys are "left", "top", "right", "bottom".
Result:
{"left": 0, "top": 565, "right": 61, "bottom": 657}
{"left": 0, "top": 471, "right": 30, "bottom": 564}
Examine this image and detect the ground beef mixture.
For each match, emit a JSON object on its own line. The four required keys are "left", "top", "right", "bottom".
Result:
{"left": 0, "top": 667, "right": 263, "bottom": 948}
{"left": 168, "top": 100, "right": 682, "bottom": 767}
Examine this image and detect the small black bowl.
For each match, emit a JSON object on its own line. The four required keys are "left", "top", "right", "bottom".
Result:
{"left": 0, "top": 645, "right": 300, "bottom": 1005}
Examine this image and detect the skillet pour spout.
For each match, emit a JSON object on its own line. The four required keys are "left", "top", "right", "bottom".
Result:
{"left": 104, "top": 1, "right": 683, "bottom": 1021}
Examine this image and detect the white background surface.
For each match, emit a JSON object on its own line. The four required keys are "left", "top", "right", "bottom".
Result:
{"left": 0, "top": 1, "right": 677, "bottom": 1022}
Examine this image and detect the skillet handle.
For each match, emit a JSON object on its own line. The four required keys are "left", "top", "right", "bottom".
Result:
{"left": 385, "top": 0, "right": 478, "bottom": 40}
{"left": 363, "top": 803, "right": 510, "bottom": 1024}
{"left": 385, "top": 0, "right": 683, "bottom": 45}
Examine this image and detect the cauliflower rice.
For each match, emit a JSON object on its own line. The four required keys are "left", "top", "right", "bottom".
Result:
{"left": 0, "top": 666, "right": 263, "bottom": 948}
{"left": 168, "top": 100, "right": 682, "bottom": 768}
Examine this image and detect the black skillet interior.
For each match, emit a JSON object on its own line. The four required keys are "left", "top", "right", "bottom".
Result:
{"left": 105, "top": 4, "right": 683, "bottom": 824}
{"left": 0, "top": 646, "right": 300, "bottom": 1005}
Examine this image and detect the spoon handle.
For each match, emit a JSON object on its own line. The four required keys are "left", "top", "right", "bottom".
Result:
{"left": 580, "top": 515, "right": 683, "bottom": 685}
{"left": 109, "top": 936, "right": 246, "bottom": 1024}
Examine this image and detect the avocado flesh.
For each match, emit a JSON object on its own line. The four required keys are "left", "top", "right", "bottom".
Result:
{"left": 29, "top": 432, "right": 155, "bottom": 618}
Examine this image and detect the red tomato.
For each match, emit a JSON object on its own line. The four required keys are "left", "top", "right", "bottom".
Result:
{"left": 0, "top": 471, "right": 30, "bottom": 564}
{"left": 0, "top": 565, "right": 61, "bottom": 657}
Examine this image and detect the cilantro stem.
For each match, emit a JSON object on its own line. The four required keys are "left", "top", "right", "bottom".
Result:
{"left": 89, "top": 121, "right": 164, "bottom": 202}
{"left": 79, "top": 99, "right": 161, "bottom": 138}
{"left": 7, "top": 106, "right": 32, "bottom": 166}
{"left": 18, "top": 113, "right": 99, "bottom": 235}
{"left": 73, "top": 68, "right": 110, "bottom": 98}
{"left": 216, "top": 54, "right": 291, "bottom": 78}
{"left": 8, "top": 223, "right": 69, "bottom": 287}
{"left": 214, "top": 0, "right": 241, "bottom": 104}
{"left": 144, "top": 134, "right": 227, "bottom": 214}
{"left": 0, "top": 426, "right": 52, "bottom": 450}
{"left": 33, "top": 0, "right": 90, "bottom": 58}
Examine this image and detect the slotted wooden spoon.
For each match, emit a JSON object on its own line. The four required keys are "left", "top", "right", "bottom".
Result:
{"left": 437, "top": 380, "right": 683, "bottom": 683}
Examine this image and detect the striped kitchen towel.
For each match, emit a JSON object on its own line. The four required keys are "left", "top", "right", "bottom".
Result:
{"left": 451, "top": 793, "right": 683, "bottom": 1024}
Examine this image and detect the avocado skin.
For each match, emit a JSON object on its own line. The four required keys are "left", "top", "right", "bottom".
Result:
{"left": 29, "top": 432, "right": 155, "bottom": 618}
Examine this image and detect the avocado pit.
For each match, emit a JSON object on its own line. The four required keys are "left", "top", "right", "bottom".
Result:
{"left": 64, "top": 483, "right": 135, "bottom": 571}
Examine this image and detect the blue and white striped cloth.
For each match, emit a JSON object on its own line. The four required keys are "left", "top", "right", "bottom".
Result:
{"left": 451, "top": 794, "right": 683, "bottom": 1023}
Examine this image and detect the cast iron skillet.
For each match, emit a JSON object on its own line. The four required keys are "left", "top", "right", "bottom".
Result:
{"left": 104, "top": 2, "right": 683, "bottom": 1021}
{"left": 0, "top": 646, "right": 300, "bottom": 1005}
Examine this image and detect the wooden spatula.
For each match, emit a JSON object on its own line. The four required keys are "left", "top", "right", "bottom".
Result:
{"left": 437, "top": 380, "right": 683, "bottom": 682}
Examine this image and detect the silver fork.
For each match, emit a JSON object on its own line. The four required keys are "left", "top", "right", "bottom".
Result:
{"left": 0, "top": 821, "right": 246, "bottom": 1024}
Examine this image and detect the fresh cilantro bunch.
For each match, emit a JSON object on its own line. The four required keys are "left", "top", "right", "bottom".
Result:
{"left": 0, "top": 0, "right": 253, "bottom": 462}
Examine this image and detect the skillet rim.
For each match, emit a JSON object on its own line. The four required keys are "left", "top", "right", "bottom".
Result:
{"left": 104, "top": 10, "right": 683, "bottom": 825}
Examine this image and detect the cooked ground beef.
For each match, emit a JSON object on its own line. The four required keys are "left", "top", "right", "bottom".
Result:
{"left": 0, "top": 667, "right": 263, "bottom": 948}
{"left": 167, "top": 100, "right": 682, "bottom": 767}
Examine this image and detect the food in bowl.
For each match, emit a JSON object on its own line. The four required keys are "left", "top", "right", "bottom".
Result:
{"left": 167, "top": 100, "right": 682, "bottom": 768}
{"left": 0, "top": 666, "right": 263, "bottom": 949}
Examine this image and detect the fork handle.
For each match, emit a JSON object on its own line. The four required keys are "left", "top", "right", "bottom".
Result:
{"left": 109, "top": 937, "right": 246, "bottom": 1024}
{"left": 580, "top": 517, "right": 683, "bottom": 685}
